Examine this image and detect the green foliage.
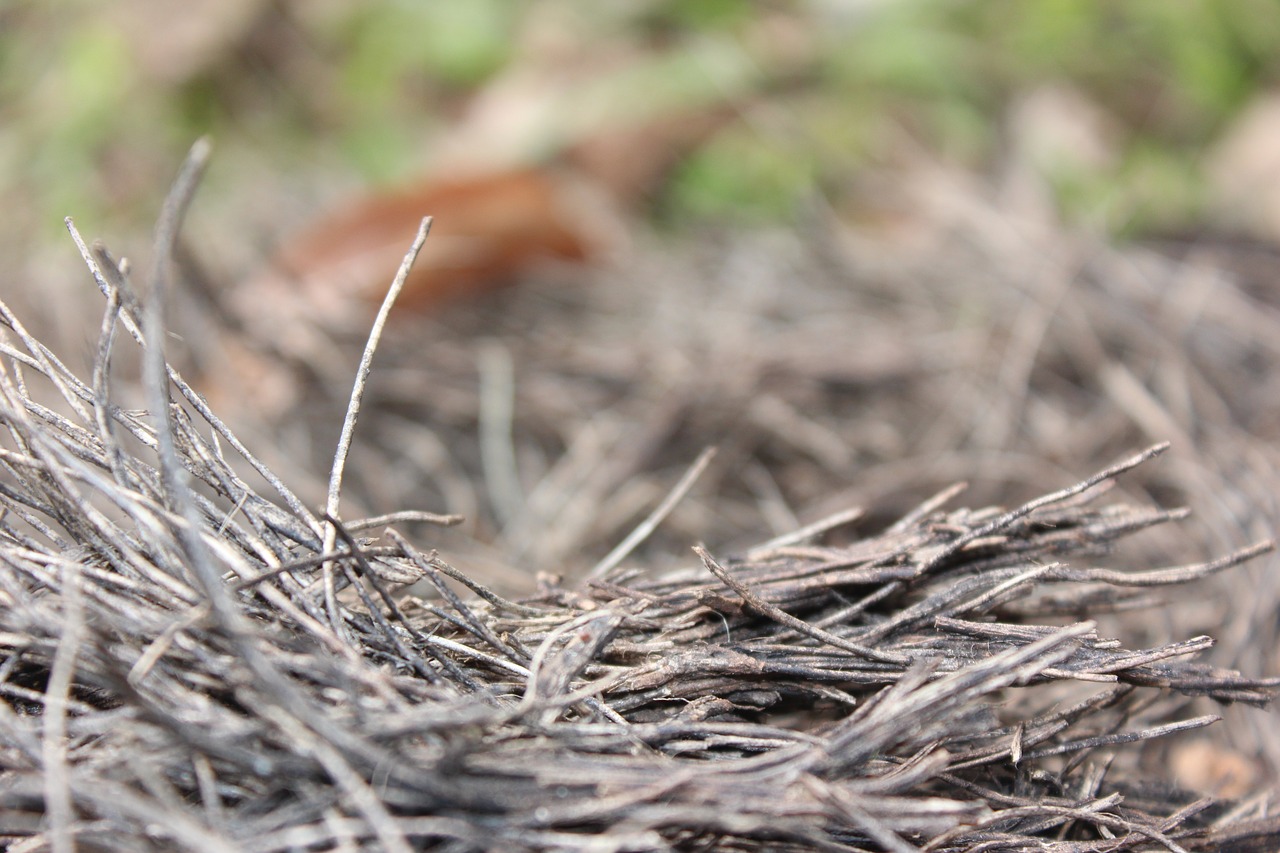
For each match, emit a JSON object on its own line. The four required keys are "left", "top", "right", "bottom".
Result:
{"left": 669, "top": 127, "right": 817, "bottom": 224}
{"left": 0, "top": 18, "right": 134, "bottom": 228}
{"left": 644, "top": 0, "right": 756, "bottom": 32}
{"left": 1110, "top": 141, "right": 1213, "bottom": 237}
{"left": 4, "top": 0, "right": 1280, "bottom": 238}
{"left": 341, "top": 2, "right": 515, "bottom": 92}
{"left": 328, "top": 2, "right": 518, "bottom": 181}
{"left": 779, "top": 0, "right": 1280, "bottom": 234}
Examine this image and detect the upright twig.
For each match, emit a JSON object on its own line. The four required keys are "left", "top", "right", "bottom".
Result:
{"left": 322, "top": 217, "right": 432, "bottom": 634}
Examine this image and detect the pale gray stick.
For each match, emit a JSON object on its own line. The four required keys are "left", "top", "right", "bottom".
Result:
{"left": 322, "top": 217, "right": 432, "bottom": 633}
{"left": 586, "top": 446, "right": 717, "bottom": 581}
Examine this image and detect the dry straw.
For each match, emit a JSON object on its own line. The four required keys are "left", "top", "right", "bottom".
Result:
{"left": 0, "top": 143, "right": 1277, "bottom": 851}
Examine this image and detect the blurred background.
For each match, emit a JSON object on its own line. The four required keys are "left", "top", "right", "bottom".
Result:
{"left": 2, "top": 0, "right": 1280, "bottom": 792}
{"left": 6, "top": 1, "right": 1280, "bottom": 271}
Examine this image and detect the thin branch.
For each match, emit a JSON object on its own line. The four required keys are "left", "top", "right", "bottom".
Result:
{"left": 697, "top": 545, "right": 911, "bottom": 665}
{"left": 588, "top": 446, "right": 717, "bottom": 580}
{"left": 322, "top": 217, "right": 432, "bottom": 632}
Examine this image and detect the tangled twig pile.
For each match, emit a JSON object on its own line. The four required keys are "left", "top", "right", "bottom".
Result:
{"left": 0, "top": 149, "right": 1277, "bottom": 851}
